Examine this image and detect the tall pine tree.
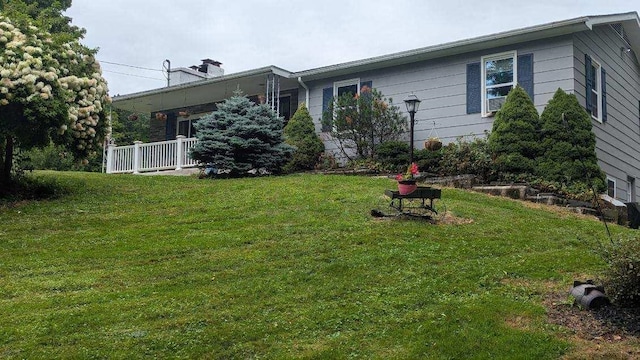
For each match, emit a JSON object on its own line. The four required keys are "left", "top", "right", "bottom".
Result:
{"left": 283, "top": 103, "right": 324, "bottom": 172}
{"left": 488, "top": 85, "right": 542, "bottom": 178}
{"left": 538, "top": 88, "right": 605, "bottom": 192}
{"left": 190, "top": 91, "right": 293, "bottom": 177}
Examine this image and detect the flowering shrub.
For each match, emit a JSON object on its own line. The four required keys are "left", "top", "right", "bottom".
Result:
{"left": 395, "top": 162, "right": 419, "bottom": 181}
{"left": 0, "top": 15, "right": 110, "bottom": 178}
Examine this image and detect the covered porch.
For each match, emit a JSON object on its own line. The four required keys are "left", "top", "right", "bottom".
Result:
{"left": 109, "top": 66, "right": 301, "bottom": 174}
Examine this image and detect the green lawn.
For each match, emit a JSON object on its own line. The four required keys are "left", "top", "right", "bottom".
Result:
{"left": 0, "top": 171, "right": 631, "bottom": 359}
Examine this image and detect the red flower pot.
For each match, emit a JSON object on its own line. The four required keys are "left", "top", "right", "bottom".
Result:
{"left": 398, "top": 180, "right": 417, "bottom": 195}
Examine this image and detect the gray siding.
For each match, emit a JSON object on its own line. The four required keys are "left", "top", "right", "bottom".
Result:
{"left": 573, "top": 25, "right": 640, "bottom": 202}
{"left": 308, "top": 35, "right": 576, "bottom": 158}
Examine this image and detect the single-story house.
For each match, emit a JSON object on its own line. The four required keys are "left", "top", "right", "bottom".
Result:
{"left": 112, "top": 12, "right": 640, "bottom": 202}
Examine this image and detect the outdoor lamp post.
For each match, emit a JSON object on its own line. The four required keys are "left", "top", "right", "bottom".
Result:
{"left": 404, "top": 94, "right": 421, "bottom": 164}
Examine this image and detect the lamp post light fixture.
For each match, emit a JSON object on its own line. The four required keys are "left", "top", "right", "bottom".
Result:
{"left": 404, "top": 93, "right": 421, "bottom": 164}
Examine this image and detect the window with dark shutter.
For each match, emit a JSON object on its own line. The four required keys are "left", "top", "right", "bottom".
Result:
{"left": 585, "top": 54, "right": 605, "bottom": 123}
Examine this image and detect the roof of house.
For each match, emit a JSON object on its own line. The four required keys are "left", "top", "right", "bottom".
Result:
{"left": 112, "top": 12, "right": 640, "bottom": 112}
{"left": 293, "top": 12, "right": 640, "bottom": 81}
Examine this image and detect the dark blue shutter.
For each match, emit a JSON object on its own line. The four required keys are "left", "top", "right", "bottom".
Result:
{"left": 601, "top": 67, "right": 607, "bottom": 122}
{"left": 517, "top": 54, "right": 534, "bottom": 101}
{"left": 360, "top": 81, "right": 373, "bottom": 102}
{"left": 585, "top": 54, "right": 593, "bottom": 113}
{"left": 466, "top": 62, "right": 481, "bottom": 114}
{"left": 321, "top": 87, "right": 333, "bottom": 132}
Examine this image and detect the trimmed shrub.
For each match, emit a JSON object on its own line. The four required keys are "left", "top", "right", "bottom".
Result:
{"left": 488, "top": 86, "right": 542, "bottom": 178}
{"left": 538, "top": 88, "right": 605, "bottom": 193}
{"left": 439, "top": 136, "right": 494, "bottom": 182}
{"left": 283, "top": 104, "right": 324, "bottom": 173}
{"left": 414, "top": 147, "right": 443, "bottom": 176}
{"left": 376, "top": 141, "right": 410, "bottom": 173}
{"left": 601, "top": 236, "right": 640, "bottom": 307}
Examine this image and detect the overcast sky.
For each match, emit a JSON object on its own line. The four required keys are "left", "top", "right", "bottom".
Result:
{"left": 64, "top": 1, "right": 637, "bottom": 97}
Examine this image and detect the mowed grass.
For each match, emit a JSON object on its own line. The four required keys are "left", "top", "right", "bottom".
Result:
{"left": 0, "top": 171, "right": 631, "bottom": 359}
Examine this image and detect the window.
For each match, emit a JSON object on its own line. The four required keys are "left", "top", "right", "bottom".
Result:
{"left": 322, "top": 79, "right": 371, "bottom": 132}
{"left": 334, "top": 78, "right": 360, "bottom": 98}
{"left": 585, "top": 54, "right": 607, "bottom": 123}
{"left": 628, "top": 176, "right": 636, "bottom": 203}
{"left": 177, "top": 118, "right": 198, "bottom": 138}
{"left": 607, "top": 177, "right": 616, "bottom": 198}
{"left": 588, "top": 58, "right": 602, "bottom": 121}
{"left": 481, "top": 51, "right": 517, "bottom": 115}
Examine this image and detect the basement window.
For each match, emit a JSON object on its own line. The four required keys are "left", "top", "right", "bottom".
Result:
{"left": 607, "top": 177, "right": 616, "bottom": 198}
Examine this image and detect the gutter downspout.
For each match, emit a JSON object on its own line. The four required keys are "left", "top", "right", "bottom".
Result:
{"left": 297, "top": 76, "right": 310, "bottom": 108}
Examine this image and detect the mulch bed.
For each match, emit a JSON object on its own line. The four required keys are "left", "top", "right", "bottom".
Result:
{"left": 546, "top": 291, "right": 640, "bottom": 341}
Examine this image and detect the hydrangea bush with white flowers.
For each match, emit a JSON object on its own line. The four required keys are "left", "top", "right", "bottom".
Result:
{"left": 0, "top": 14, "right": 110, "bottom": 181}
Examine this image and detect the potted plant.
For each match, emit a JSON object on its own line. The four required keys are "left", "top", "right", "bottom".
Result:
{"left": 395, "top": 162, "right": 419, "bottom": 195}
{"left": 155, "top": 112, "right": 167, "bottom": 121}
{"left": 425, "top": 137, "right": 442, "bottom": 151}
{"left": 178, "top": 110, "right": 190, "bottom": 117}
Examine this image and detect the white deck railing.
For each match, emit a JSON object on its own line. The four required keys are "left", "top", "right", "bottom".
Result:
{"left": 106, "top": 136, "right": 199, "bottom": 174}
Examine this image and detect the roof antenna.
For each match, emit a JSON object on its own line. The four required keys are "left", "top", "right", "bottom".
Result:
{"left": 163, "top": 59, "right": 171, "bottom": 87}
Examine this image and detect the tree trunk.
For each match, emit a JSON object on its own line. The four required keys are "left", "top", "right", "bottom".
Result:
{"left": 2, "top": 136, "right": 13, "bottom": 183}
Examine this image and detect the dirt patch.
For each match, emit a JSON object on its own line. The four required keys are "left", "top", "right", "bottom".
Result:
{"left": 545, "top": 290, "right": 640, "bottom": 359}
{"left": 435, "top": 211, "right": 474, "bottom": 225}
{"left": 370, "top": 210, "right": 473, "bottom": 225}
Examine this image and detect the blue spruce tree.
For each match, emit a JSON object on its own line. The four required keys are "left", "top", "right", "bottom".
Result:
{"left": 190, "top": 91, "right": 294, "bottom": 177}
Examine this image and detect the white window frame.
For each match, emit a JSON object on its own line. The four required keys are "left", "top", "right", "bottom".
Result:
{"left": 481, "top": 51, "right": 517, "bottom": 116}
{"left": 607, "top": 176, "right": 617, "bottom": 198}
{"left": 627, "top": 176, "right": 636, "bottom": 203}
{"left": 330, "top": 78, "right": 361, "bottom": 131}
{"left": 589, "top": 57, "right": 603, "bottom": 123}
{"left": 333, "top": 78, "right": 360, "bottom": 99}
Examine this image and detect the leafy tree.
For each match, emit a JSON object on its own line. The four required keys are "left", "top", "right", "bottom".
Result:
{"left": 190, "top": 91, "right": 294, "bottom": 177}
{"left": 487, "top": 85, "right": 542, "bottom": 178}
{"left": 283, "top": 103, "right": 324, "bottom": 172}
{"left": 322, "top": 86, "right": 407, "bottom": 161}
{"left": 1, "top": 0, "right": 82, "bottom": 41}
{"left": 0, "top": 13, "right": 110, "bottom": 183}
{"left": 538, "top": 88, "right": 605, "bottom": 192}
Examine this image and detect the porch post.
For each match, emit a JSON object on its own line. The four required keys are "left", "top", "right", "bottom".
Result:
{"left": 175, "top": 135, "right": 185, "bottom": 171}
{"left": 106, "top": 140, "right": 115, "bottom": 174}
{"left": 133, "top": 141, "right": 142, "bottom": 174}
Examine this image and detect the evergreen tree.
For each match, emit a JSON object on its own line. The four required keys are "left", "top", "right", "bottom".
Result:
{"left": 322, "top": 86, "right": 406, "bottom": 161}
{"left": 488, "top": 85, "right": 542, "bottom": 178}
{"left": 538, "top": 88, "right": 605, "bottom": 192}
{"left": 283, "top": 103, "right": 324, "bottom": 172}
{"left": 190, "top": 91, "right": 294, "bottom": 177}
